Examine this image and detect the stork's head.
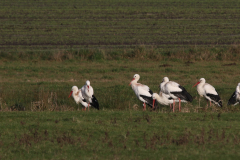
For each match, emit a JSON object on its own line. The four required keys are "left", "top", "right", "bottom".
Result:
{"left": 129, "top": 74, "right": 140, "bottom": 85}
{"left": 86, "top": 80, "right": 90, "bottom": 91}
{"left": 162, "top": 77, "right": 169, "bottom": 83}
{"left": 193, "top": 78, "right": 205, "bottom": 87}
{"left": 69, "top": 86, "right": 78, "bottom": 98}
{"left": 199, "top": 78, "right": 206, "bottom": 83}
{"left": 152, "top": 93, "right": 158, "bottom": 100}
{"left": 236, "top": 83, "right": 240, "bottom": 93}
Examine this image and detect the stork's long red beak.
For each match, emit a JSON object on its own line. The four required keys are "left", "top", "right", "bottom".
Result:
{"left": 129, "top": 78, "right": 135, "bottom": 86}
{"left": 153, "top": 99, "right": 155, "bottom": 109}
{"left": 193, "top": 81, "right": 200, "bottom": 87}
{"left": 68, "top": 91, "right": 73, "bottom": 98}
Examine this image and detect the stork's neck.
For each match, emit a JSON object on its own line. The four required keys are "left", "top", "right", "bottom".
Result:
{"left": 85, "top": 85, "right": 90, "bottom": 91}
{"left": 155, "top": 94, "right": 162, "bottom": 101}
{"left": 198, "top": 81, "right": 205, "bottom": 87}
{"left": 237, "top": 85, "right": 240, "bottom": 93}
{"left": 72, "top": 92, "right": 80, "bottom": 104}
{"left": 160, "top": 82, "right": 167, "bottom": 90}
{"left": 130, "top": 79, "right": 139, "bottom": 85}
{"left": 130, "top": 81, "right": 138, "bottom": 90}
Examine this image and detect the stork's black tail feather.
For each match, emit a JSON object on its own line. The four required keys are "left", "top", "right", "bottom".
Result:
{"left": 140, "top": 95, "right": 159, "bottom": 110}
{"left": 228, "top": 91, "right": 237, "bottom": 106}
{"left": 206, "top": 93, "right": 222, "bottom": 107}
{"left": 171, "top": 85, "right": 193, "bottom": 102}
{"left": 218, "top": 100, "right": 223, "bottom": 107}
{"left": 90, "top": 95, "right": 99, "bottom": 110}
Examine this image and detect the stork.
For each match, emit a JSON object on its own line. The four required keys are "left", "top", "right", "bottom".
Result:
{"left": 69, "top": 86, "right": 89, "bottom": 110}
{"left": 129, "top": 74, "right": 159, "bottom": 110}
{"left": 227, "top": 83, "right": 240, "bottom": 106}
{"left": 81, "top": 80, "right": 99, "bottom": 110}
{"left": 193, "top": 78, "right": 222, "bottom": 107}
{"left": 152, "top": 92, "right": 187, "bottom": 112}
{"left": 160, "top": 77, "right": 193, "bottom": 111}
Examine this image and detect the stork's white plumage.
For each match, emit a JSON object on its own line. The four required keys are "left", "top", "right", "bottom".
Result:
{"left": 153, "top": 92, "right": 173, "bottom": 106}
{"left": 129, "top": 74, "right": 159, "bottom": 110}
{"left": 193, "top": 78, "right": 222, "bottom": 107}
{"left": 69, "top": 86, "right": 89, "bottom": 110}
{"left": 160, "top": 77, "right": 193, "bottom": 111}
{"left": 81, "top": 80, "right": 99, "bottom": 110}
{"left": 152, "top": 92, "right": 187, "bottom": 112}
{"left": 227, "top": 83, "right": 240, "bottom": 106}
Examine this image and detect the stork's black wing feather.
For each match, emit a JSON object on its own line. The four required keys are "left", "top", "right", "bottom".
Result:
{"left": 90, "top": 95, "right": 99, "bottom": 110}
{"left": 140, "top": 95, "right": 159, "bottom": 109}
{"left": 82, "top": 98, "right": 87, "bottom": 102}
{"left": 170, "top": 85, "right": 193, "bottom": 102}
{"left": 228, "top": 91, "right": 238, "bottom": 106}
{"left": 206, "top": 93, "right": 222, "bottom": 107}
{"left": 148, "top": 89, "right": 153, "bottom": 95}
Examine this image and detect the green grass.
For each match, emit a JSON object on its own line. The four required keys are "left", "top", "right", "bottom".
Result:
{"left": 0, "top": 60, "right": 239, "bottom": 111}
{"left": 1, "top": 0, "right": 240, "bottom": 159}
{"left": 0, "top": 0, "right": 240, "bottom": 54}
{"left": 1, "top": 111, "right": 240, "bottom": 159}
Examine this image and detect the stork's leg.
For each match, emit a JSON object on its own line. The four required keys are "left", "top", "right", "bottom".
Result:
{"left": 199, "top": 97, "right": 201, "bottom": 108}
{"left": 143, "top": 102, "right": 146, "bottom": 111}
{"left": 88, "top": 103, "right": 90, "bottom": 111}
{"left": 178, "top": 98, "right": 181, "bottom": 112}
{"left": 170, "top": 104, "right": 172, "bottom": 110}
{"left": 82, "top": 108, "right": 84, "bottom": 111}
{"left": 84, "top": 107, "right": 86, "bottom": 111}
{"left": 210, "top": 100, "right": 212, "bottom": 107}
{"left": 173, "top": 100, "right": 175, "bottom": 112}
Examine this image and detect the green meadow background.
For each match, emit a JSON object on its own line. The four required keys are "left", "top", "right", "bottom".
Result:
{"left": 0, "top": 0, "right": 240, "bottom": 159}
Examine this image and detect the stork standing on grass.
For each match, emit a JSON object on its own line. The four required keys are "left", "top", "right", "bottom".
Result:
{"left": 160, "top": 77, "right": 193, "bottom": 112}
{"left": 69, "top": 86, "right": 89, "bottom": 111}
{"left": 152, "top": 92, "right": 174, "bottom": 109}
{"left": 152, "top": 92, "right": 187, "bottom": 112}
{"left": 227, "top": 83, "right": 240, "bottom": 106}
{"left": 81, "top": 80, "right": 99, "bottom": 110}
{"left": 129, "top": 74, "right": 159, "bottom": 110}
{"left": 193, "top": 78, "right": 222, "bottom": 107}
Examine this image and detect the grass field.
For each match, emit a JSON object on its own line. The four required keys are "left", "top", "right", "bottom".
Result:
{"left": 0, "top": 60, "right": 240, "bottom": 159}
{"left": 0, "top": 60, "right": 239, "bottom": 111}
{"left": 1, "top": 111, "right": 240, "bottom": 159}
{"left": 1, "top": 0, "right": 240, "bottom": 159}
{"left": 0, "top": 0, "right": 240, "bottom": 54}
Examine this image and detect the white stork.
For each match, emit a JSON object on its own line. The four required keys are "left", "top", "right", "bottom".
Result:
{"left": 69, "top": 86, "right": 89, "bottom": 110}
{"left": 193, "top": 78, "right": 222, "bottom": 107}
{"left": 227, "top": 83, "right": 240, "bottom": 106}
{"left": 160, "top": 77, "right": 193, "bottom": 111}
{"left": 152, "top": 92, "right": 187, "bottom": 112}
{"left": 129, "top": 74, "right": 159, "bottom": 110}
{"left": 81, "top": 80, "right": 99, "bottom": 110}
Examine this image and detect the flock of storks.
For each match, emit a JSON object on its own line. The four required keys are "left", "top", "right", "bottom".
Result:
{"left": 69, "top": 74, "right": 240, "bottom": 112}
